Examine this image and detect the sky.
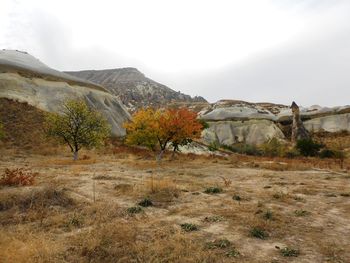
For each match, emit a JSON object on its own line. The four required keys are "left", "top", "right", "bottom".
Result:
{"left": 1, "top": 0, "right": 350, "bottom": 106}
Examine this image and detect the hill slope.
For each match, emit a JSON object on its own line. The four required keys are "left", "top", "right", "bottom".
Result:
{"left": 66, "top": 68, "right": 207, "bottom": 111}
{"left": 0, "top": 50, "right": 130, "bottom": 136}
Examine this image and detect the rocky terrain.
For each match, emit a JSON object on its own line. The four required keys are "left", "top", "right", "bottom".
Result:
{"left": 0, "top": 50, "right": 130, "bottom": 136}
{"left": 66, "top": 68, "right": 207, "bottom": 111}
{"left": 200, "top": 100, "right": 350, "bottom": 145}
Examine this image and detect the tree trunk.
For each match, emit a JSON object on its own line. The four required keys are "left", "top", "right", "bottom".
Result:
{"left": 156, "top": 149, "right": 165, "bottom": 164}
{"left": 73, "top": 151, "right": 79, "bottom": 161}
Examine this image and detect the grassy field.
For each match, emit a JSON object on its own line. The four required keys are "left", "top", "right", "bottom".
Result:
{"left": 0, "top": 147, "right": 349, "bottom": 263}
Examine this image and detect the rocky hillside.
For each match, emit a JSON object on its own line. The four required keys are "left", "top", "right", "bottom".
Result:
{"left": 0, "top": 50, "right": 130, "bottom": 136}
{"left": 66, "top": 68, "right": 207, "bottom": 111}
{"left": 200, "top": 100, "right": 350, "bottom": 145}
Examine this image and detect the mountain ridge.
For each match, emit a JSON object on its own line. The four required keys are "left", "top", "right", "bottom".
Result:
{"left": 66, "top": 68, "right": 207, "bottom": 111}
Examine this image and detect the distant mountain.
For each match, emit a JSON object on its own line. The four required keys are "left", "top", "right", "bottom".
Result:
{"left": 66, "top": 68, "right": 207, "bottom": 111}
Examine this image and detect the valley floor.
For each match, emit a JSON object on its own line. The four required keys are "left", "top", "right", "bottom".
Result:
{"left": 0, "top": 150, "right": 349, "bottom": 262}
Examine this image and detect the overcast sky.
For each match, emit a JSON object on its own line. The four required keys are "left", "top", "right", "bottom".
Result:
{"left": 1, "top": 0, "right": 350, "bottom": 106}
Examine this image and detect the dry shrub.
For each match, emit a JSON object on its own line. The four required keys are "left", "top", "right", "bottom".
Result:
{"left": 0, "top": 168, "right": 38, "bottom": 186}
{"left": 146, "top": 176, "right": 178, "bottom": 194}
{"left": 69, "top": 221, "right": 221, "bottom": 263}
{"left": 0, "top": 228, "right": 61, "bottom": 263}
{"left": 0, "top": 185, "right": 75, "bottom": 225}
{"left": 144, "top": 177, "right": 180, "bottom": 206}
{"left": 0, "top": 186, "right": 74, "bottom": 211}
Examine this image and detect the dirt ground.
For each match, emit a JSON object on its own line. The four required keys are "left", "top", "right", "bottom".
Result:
{"left": 0, "top": 149, "right": 349, "bottom": 263}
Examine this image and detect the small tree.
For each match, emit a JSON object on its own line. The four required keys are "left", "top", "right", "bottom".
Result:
{"left": 45, "top": 100, "right": 110, "bottom": 160}
{"left": 124, "top": 107, "right": 203, "bottom": 161}
{"left": 165, "top": 108, "right": 203, "bottom": 156}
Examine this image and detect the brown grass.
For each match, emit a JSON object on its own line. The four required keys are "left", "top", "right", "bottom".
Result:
{"left": 0, "top": 147, "right": 350, "bottom": 262}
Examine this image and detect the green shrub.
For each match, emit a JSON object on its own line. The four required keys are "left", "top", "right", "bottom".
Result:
{"left": 208, "top": 141, "right": 220, "bottom": 151}
{"left": 138, "top": 198, "right": 153, "bottom": 207}
{"left": 203, "top": 215, "right": 223, "bottom": 222}
{"left": 205, "top": 239, "right": 231, "bottom": 249}
{"left": 126, "top": 206, "right": 143, "bottom": 214}
{"left": 204, "top": 187, "right": 223, "bottom": 194}
{"left": 284, "top": 148, "right": 300, "bottom": 158}
{"left": 180, "top": 223, "right": 199, "bottom": 232}
{"left": 260, "top": 138, "right": 285, "bottom": 157}
{"left": 263, "top": 210, "right": 273, "bottom": 220}
{"left": 296, "top": 139, "right": 323, "bottom": 157}
{"left": 232, "top": 194, "right": 242, "bottom": 201}
{"left": 319, "top": 149, "right": 336, "bottom": 158}
{"left": 250, "top": 227, "right": 268, "bottom": 239}
{"left": 280, "top": 247, "right": 299, "bottom": 257}
{"left": 294, "top": 210, "right": 309, "bottom": 217}
{"left": 226, "top": 248, "right": 240, "bottom": 257}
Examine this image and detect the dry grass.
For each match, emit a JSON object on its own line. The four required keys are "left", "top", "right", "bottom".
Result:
{"left": 0, "top": 149, "right": 349, "bottom": 262}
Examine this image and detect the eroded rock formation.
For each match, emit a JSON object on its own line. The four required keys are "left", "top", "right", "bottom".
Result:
{"left": 291, "top": 101, "right": 310, "bottom": 142}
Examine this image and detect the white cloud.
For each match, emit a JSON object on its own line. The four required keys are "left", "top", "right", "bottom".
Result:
{"left": 1, "top": 0, "right": 350, "bottom": 105}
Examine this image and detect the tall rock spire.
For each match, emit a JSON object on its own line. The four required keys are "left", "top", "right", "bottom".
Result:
{"left": 291, "top": 101, "right": 310, "bottom": 143}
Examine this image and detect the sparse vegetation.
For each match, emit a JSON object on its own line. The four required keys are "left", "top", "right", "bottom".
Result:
{"left": 180, "top": 223, "right": 199, "bottom": 232}
{"left": 263, "top": 210, "right": 273, "bottom": 220}
{"left": 126, "top": 206, "right": 143, "bottom": 214}
{"left": 138, "top": 198, "right": 153, "bottom": 207}
{"left": 250, "top": 226, "right": 269, "bottom": 239}
{"left": 232, "top": 194, "right": 242, "bottom": 201}
{"left": 204, "top": 186, "right": 223, "bottom": 194}
{"left": 260, "top": 138, "right": 285, "bottom": 157}
{"left": 203, "top": 215, "right": 223, "bottom": 222}
{"left": 280, "top": 247, "right": 300, "bottom": 257}
{"left": 205, "top": 239, "right": 231, "bottom": 249}
{"left": 0, "top": 131, "right": 350, "bottom": 262}
{"left": 294, "top": 210, "right": 310, "bottom": 217}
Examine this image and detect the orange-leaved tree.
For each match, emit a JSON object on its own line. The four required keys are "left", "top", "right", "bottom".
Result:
{"left": 124, "top": 107, "right": 203, "bottom": 160}
{"left": 162, "top": 108, "right": 203, "bottom": 155}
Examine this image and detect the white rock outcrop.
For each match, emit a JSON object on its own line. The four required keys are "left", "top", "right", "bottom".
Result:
{"left": 0, "top": 50, "right": 130, "bottom": 136}
{"left": 200, "top": 100, "right": 350, "bottom": 146}
{"left": 202, "top": 120, "right": 285, "bottom": 145}
{"left": 304, "top": 113, "right": 350, "bottom": 133}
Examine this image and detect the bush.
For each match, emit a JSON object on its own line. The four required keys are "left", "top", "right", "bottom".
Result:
{"left": 180, "top": 223, "right": 199, "bottom": 232}
{"left": 208, "top": 141, "right": 220, "bottom": 152}
{"left": 319, "top": 148, "right": 345, "bottom": 160}
{"left": 138, "top": 198, "right": 153, "bottom": 207}
{"left": 204, "top": 187, "right": 223, "bottom": 194}
{"left": 126, "top": 206, "right": 143, "bottom": 214}
{"left": 280, "top": 247, "right": 299, "bottom": 257}
{"left": 205, "top": 239, "right": 231, "bottom": 249}
{"left": 296, "top": 139, "right": 323, "bottom": 157}
{"left": 0, "top": 168, "right": 38, "bottom": 186}
{"left": 259, "top": 138, "right": 285, "bottom": 157}
{"left": 249, "top": 227, "right": 268, "bottom": 239}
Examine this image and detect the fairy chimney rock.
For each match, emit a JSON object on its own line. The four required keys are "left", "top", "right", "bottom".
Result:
{"left": 291, "top": 101, "right": 310, "bottom": 142}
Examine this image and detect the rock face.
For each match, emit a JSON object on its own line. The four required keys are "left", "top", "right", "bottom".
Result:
{"left": 291, "top": 101, "right": 310, "bottom": 142}
{"left": 66, "top": 68, "right": 207, "bottom": 111}
{"left": 202, "top": 120, "right": 285, "bottom": 145}
{"left": 200, "top": 100, "right": 350, "bottom": 146}
{"left": 0, "top": 50, "right": 130, "bottom": 136}
{"left": 304, "top": 113, "right": 350, "bottom": 133}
